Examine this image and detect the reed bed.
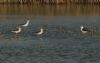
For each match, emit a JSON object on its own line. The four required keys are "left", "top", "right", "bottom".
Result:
{"left": 0, "top": 0, "right": 100, "bottom": 5}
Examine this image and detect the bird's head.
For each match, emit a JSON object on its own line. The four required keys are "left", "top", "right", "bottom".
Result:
{"left": 80, "top": 26, "right": 84, "bottom": 29}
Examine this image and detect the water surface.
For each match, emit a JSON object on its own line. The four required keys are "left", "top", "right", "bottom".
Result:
{"left": 0, "top": 16, "right": 100, "bottom": 63}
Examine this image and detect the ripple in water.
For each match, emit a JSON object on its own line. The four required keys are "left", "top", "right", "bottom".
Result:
{"left": 0, "top": 16, "right": 99, "bottom": 63}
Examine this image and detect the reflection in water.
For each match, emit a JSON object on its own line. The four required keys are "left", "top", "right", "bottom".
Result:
{"left": 0, "top": 4, "right": 100, "bottom": 16}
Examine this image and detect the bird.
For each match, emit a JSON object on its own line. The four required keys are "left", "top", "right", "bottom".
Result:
{"left": 22, "top": 20, "right": 30, "bottom": 27}
{"left": 11, "top": 27, "right": 22, "bottom": 34}
{"left": 80, "top": 26, "right": 89, "bottom": 34}
{"left": 35, "top": 28, "right": 44, "bottom": 35}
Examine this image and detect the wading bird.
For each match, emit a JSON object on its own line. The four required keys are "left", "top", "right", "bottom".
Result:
{"left": 80, "top": 26, "right": 89, "bottom": 34}
{"left": 22, "top": 20, "right": 30, "bottom": 27}
{"left": 11, "top": 27, "right": 22, "bottom": 34}
{"left": 36, "top": 28, "right": 44, "bottom": 35}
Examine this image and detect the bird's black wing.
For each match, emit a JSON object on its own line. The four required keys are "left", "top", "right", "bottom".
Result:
{"left": 83, "top": 28, "right": 88, "bottom": 31}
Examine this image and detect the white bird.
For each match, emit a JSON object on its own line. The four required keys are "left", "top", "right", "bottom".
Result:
{"left": 22, "top": 20, "right": 30, "bottom": 27}
{"left": 80, "top": 26, "right": 89, "bottom": 33}
{"left": 11, "top": 27, "right": 22, "bottom": 34}
{"left": 36, "top": 28, "right": 44, "bottom": 35}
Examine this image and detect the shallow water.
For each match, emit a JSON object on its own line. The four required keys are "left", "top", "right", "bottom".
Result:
{"left": 0, "top": 16, "right": 100, "bottom": 63}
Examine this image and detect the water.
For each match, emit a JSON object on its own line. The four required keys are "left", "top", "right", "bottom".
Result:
{"left": 0, "top": 16, "right": 99, "bottom": 63}
{"left": 0, "top": 3, "right": 100, "bottom": 63}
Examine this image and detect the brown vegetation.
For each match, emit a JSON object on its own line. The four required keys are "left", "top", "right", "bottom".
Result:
{"left": 0, "top": 0, "right": 100, "bottom": 4}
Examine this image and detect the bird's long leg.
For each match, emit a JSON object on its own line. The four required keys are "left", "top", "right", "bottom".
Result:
{"left": 37, "top": 34, "right": 43, "bottom": 40}
{"left": 14, "top": 33, "right": 20, "bottom": 39}
{"left": 0, "top": 32, "right": 4, "bottom": 38}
